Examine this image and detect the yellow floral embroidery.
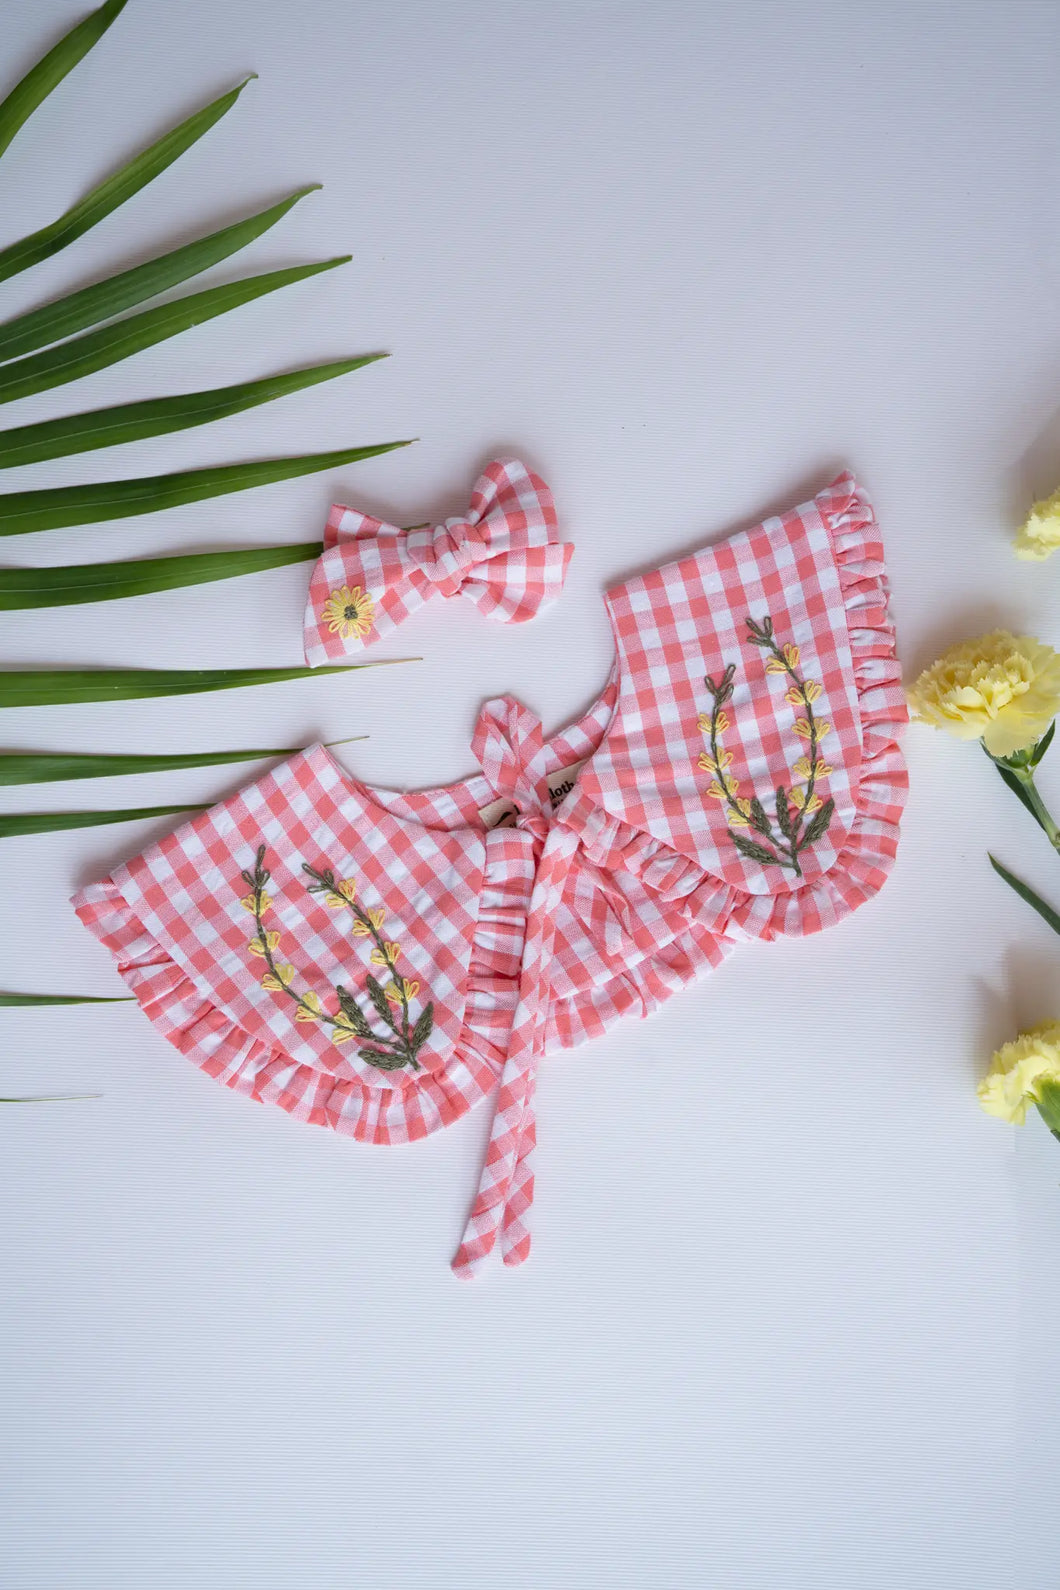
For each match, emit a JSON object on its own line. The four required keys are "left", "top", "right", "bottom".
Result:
{"left": 239, "top": 845, "right": 436, "bottom": 1074}
{"left": 322, "top": 878, "right": 357, "bottom": 909}
{"left": 261, "top": 964, "right": 295, "bottom": 992}
{"left": 322, "top": 584, "right": 375, "bottom": 642}
{"left": 370, "top": 940, "right": 402, "bottom": 967}
{"left": 695, "top": 616, "right": 836, "bottom": 876}
{"left": 294, "top": 990, "right": 324, "bottom": 1023}
{"left": 248, "top": 929, "right": 281, "bottom": 958}
{"left": 350, "top": 905, "right": 386, "bottom": 937}
{"left": 240, "top": 890, "right": 271, "bottom": 914}
{"left": 385, "top": 977, "right": 420, "bottom": 1004}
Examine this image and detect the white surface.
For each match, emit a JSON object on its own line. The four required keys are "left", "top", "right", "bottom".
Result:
{"left": 2, "top": 3, "right": 1059, "bottom": 1586}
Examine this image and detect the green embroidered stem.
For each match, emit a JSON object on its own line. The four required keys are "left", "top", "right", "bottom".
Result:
{"left": 744, "top": 615, "right": 836, "bottom": 873}
{"left": 702, "top": 664, "right": 792, "bottom": 871}
{"left": 301, "top": 859, "right": 433, "bottom": 1071}
{"left": 240, "top": 846, "right": 359, "bottom": 1037}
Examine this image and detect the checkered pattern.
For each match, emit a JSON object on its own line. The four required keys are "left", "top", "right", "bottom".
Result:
{"left": 74, "top": 471, "right": 906, "bottom": 1277}
{"left": 303, "top": 459, "right": 573, "bottom": 664}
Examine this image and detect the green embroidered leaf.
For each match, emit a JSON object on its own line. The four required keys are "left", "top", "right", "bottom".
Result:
{"left": 0, "top": 0, "right": 129, "bottom": 164}
{"left": 335, "top": 986, "right": 374, "bottom": 1039}
{"left": 0, "top": 188, "right": 323, "bottom": 365}
{"left": 0, "top": 440, "right": 410, "bottom": 539}
{"left": 774, "top": 785, "right": 793, "bottom": 842}
{"left": 0, "top": 356, "right": 383, "bottom": 469}
{"left": 748, "top": 795, "right": 773, "bottom": 837}
{"left": 0, "top": 76, "right": 257, "bottom": 285}
{"left": 0, "top": 661, "right": 400, "bottom": 709}
{"left": 0, "top": 541, "right": 322, "bottom": 609}
{"left": 410, "top": 1002, "right": 434, "bottom": 1055}
{"left": 0, "top": 802, "right": 202, "bottom": 838}
{"left": 0, "top": 991, "right": 132, "bottom": 1005}
{"left": 729, "top": 830, "right": 781, "bottom": 867}
{"left": 0, "top": 746, "right": 311, "bottom": 785}
{"left": 989, "top": 853, "right": 1060, "bottom": 936}
{"left": 364, "top": 972, "right": 399, "bottom": 1033}
{"left": 358, "top": 1046, "right": 408, "bottom": 1072}
{"left": 798, "top": 796, "right": 835, "bottom": 850}
{"left": 0, "top": 259, "right": 350, "bottom": 407}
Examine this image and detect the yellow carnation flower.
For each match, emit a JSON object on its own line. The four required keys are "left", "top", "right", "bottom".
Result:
{"left": 908, "top": 631, "right": 1060, "bottom": 758}
{"left": 1016, "top": 487, "right": 1060, "bottom": 561}
{"left": 978, "top": 1021, "right": 1060, "bottom": 1124}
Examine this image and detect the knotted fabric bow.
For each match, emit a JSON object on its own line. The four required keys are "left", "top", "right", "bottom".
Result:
{"left": 303, "top": 460, "right": 572, "bottom": 664}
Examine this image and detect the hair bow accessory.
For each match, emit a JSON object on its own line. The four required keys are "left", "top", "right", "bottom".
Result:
{"left": 303, "top": 460, "right": 571, "bottom": 663}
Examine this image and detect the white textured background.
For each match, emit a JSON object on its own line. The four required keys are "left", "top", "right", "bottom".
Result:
{"left": 2, "top": 3, "right": 1059, "bottom": 1587}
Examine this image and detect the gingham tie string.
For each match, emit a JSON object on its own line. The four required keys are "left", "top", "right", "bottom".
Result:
{"left": 452, "top": 700, "right": 580, "bottom": 1277}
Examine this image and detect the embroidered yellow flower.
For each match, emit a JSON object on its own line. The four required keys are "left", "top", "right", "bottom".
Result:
{"left": 765, "top": 642, "right": 801, "bottom": 675}
{"left": 785, "top": 680, "right": 822, "bottom": 708}
{"left": 1016, "top": 487, "right": 1060, "bottom": 561}
{"left": 248, "top": 930, "right": 281, "bottom": 958}
{"left": 385, "top": 977, "right": 420, "bottom": 1003}
{"left": 793, "top": 717, "right": 831, "bottom": 741}
{"left": 261, "top": 964, "right": 294, "bottom": 992}
{"left": 978, "top": 1022, "right": 1060, "bottom": 1124}
{"left": 370, "top": 940, "right": 402, "bottom": 967}
{"left": 790, "top": 789, "right": 823, "bottom": 814}
{"left": 240, "top": 890, "right": 271, "bottom": 914}
{"left": 351, "top": 905, "right": 386, "bottom": 937}
{"left": 908, "top": 632, "right": 1060, "bottom": 758}
{"left": 332, "top": 1018, "right": 358, "bottom": 1044}
{"left": 727, "top": 796, "right": 752, "bottom": 828}
{"left": 322, "top": 584, "right": 375, "bottom": 641}
{"left": 321, "top": 877, "right": 357, "bottom": 909}
{"left": 295, "top": 991, "right": 324, "bottom": 1024}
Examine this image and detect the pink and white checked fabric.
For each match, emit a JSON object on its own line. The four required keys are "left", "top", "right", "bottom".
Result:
{"left": 303, "top": 459, "right": 573, "bottom": 664}
{"left": 74, "top": 471, "right": 907, "bottom": 1277}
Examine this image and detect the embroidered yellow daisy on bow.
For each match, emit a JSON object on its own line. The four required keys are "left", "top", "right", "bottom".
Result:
{"left": 321, "top": 583, "right": 375, "bottom": 642}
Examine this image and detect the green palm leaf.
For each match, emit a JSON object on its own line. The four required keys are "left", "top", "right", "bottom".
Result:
{"left": 0, "top": 740, "right": 365, "bottom": 785}
{"left": 0, "top": 356, "right": 383, "bottom": 468}
{"left": 0, "top": 74, "right": 257, "bottom": 285}
{"left": 0, "top": 439, "right": 410, "bottom": 538}
{"left": 0, "top": 661, "right": 403, "bottom": 709}
{"left": 0, "top": 186, "right": 324, "bottom": 364}
{"left": 0, "top": 0, "right": 129, "bottom": 163}
{"left": 0, "top": 541, "right": 321, "bottom": 608}
{"left": 0, "top": 259, "right": 350, "bottom": 406}
{"left": 0, "top": 991, "right": 131, "bottom": 1005}
{"left": 0, "top": 803, "right": 202, "bottom": 838}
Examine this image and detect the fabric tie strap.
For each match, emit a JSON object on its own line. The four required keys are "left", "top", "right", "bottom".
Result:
{"left": 303, "top": 459, "right": 572, "bottom": 663}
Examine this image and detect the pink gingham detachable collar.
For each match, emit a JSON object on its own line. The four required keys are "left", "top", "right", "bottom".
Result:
{"left": 303, "top": 459, "right": 573, "bottom": 663}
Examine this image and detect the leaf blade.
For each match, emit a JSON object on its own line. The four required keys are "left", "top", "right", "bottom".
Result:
{"left": 0, "top": 75, "right": 256, "bottom": 284}
{"left": 0, "top": 991, "right": 132, "bottom": 1005}
{"left": 0, "top": 660, "right": 406, "bottom": 709}
{"left": 0, "top": 187, "right": 323, "bottom": 365}
{"left": 0, "top": 746, "right": 304, "bottom": 786}
{"left": 0, "top": 541, "right": 322, "bottom": 609}
{"left": 0, "top": 0, "right": 129, "bottom": 163}
{"left": 988, "top": 853, "right": 1060, "bottom": 936}
{"left": 0, "top": 802, "right": 203, "bottom": 838}
{"left": 0, "top": 259, "right": 351, "bottom": 406}
{"left": 0, "top": 439, "right": 411, "bottom": 538}
{"left": 0, "top": 356, "right": 384, "bottom": 468}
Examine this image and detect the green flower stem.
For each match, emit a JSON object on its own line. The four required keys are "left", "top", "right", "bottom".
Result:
{"left": 1004, "top": 763, "right": 1060, "bottom": 851}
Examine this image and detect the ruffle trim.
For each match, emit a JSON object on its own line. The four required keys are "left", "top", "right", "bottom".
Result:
{"left": 71, "top": 866, "right": 518, "bottom": 1146}
{"left": 568, "top": 471, "right": 908, "bottom": 942}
